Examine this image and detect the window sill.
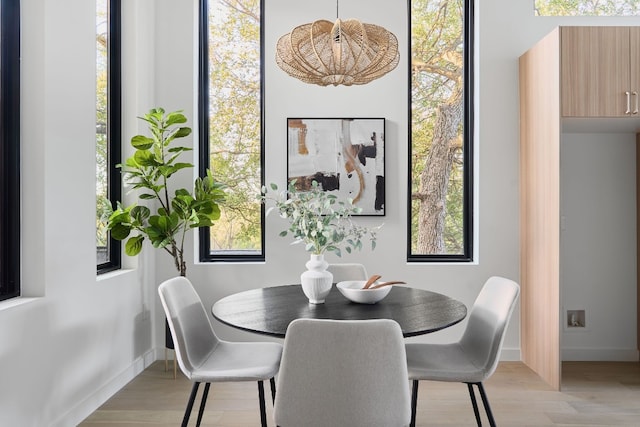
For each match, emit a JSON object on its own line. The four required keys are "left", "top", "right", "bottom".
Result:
{"left": 0, "top": 297, "right": 41, "bottom": 313}
{"left": 97, "top": 268, "right": 136, "bottom": 282}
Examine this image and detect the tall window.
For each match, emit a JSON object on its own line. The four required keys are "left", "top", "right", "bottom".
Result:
{"left": 0, "top": 0, "right": 20, "bottom": 301}
{"left": 96, "top": 0, "right": 122, "bottom": 273}
{"left": 199, "top": 0, "right": 264, "bottom": 261}
{"left": 535, "top": 0, "right": 640, "bottom": 15}
{"left": 408, "top": 0, "right": 473, "bottom": 261}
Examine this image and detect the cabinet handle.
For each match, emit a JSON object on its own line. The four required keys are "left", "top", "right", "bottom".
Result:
{"left": 634, "top": 92, "right": 639, "bottom": 115}
{"left": 626, "top": 91, "right": 631, "bottom": 114}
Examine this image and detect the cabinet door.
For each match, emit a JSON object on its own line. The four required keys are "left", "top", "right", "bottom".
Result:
{"left": 631, "top": 27, "right": 640, "bottom": 115}
{"left": 561, "top": 27, "right": 630, "bottom": 117}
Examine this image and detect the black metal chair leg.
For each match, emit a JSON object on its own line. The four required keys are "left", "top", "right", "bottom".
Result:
{"left": 476, "top": 382, "right": 496, "bottom": 427}
{"left": 195, "top": 382, "right": 211, "bottom": 427}
{"left": 182, "top": 382, "right": 200, "bottom": 427}
{"left": 467, "top": 383, "right": 482, "bottom": 426}
{"left": 258, "top": 380, "right": 268, "bottom": 427}
{"left": 410, "top": 380, "right": 419, "bottom": 427}
{"left": 270, "top": 377, "right": 276, "bottom": 405}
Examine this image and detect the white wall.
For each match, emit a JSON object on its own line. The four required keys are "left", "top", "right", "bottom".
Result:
{"left": 561, "top": 132, "right": 637, "bottom": 361}
{"left": 0, "top": 1, "right": 158, "bottom": 426}
{"left": 2, "top": 0, "right": 639, "bottom": 425}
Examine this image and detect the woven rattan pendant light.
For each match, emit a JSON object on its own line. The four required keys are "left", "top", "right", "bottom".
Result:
{"left": 275, "top": 1, "right": 399, "bottom": 86}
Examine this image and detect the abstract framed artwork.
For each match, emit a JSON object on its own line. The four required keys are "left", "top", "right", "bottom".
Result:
{"left": 287, "top": 118, "right": 385, "bottom": 216}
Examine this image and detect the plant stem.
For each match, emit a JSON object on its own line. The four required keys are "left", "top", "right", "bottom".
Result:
{"left": 160, "top": 124, "right": 172, "bottom": 216}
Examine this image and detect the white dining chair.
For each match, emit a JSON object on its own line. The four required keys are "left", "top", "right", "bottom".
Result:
{"left": 405, "top": 276, "right": 520, "bottom": 427}
{"left": 158, "top": 276, "right": 283, "bottom": 427}
{"left": 274, "top": 318, "right": 411, "bottom": 427}
{"left": 327, "top": 263, "right": 368, "bottom": 282}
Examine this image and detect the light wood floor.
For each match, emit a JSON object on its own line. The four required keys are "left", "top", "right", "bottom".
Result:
{"left": 80, "top": 361, "right": 640, "bottom": 426}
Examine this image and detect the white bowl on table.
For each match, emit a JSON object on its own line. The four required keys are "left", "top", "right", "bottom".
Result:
{"left": 336, "top": 280, "right": 392, "bottom": 304}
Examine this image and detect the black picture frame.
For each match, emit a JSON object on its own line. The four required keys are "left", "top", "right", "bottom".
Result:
{"left": 287, "top": 118, "right": 385, "bottom": 216}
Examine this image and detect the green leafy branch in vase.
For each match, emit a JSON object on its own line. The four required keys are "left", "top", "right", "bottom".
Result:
{"left": 260, "top": 180, "right": 380, "bottom": 257}
{"left": 106, "top": 107, "right": 225, "bottom": 276}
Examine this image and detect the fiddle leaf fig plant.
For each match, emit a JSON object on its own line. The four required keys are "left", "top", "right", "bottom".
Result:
{"left": 106, "top": 107, "right": 225, "bottom": 276}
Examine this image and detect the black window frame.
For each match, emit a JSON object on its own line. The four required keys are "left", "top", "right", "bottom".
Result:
{"left": 0, "top": 0, "right": 20, "bottom": 301}
{"left": 197, "top": 0, "right": 266, "bottom": 263}
{"left": 97, "top": 0, "right": 122, "bottom": 274}
{"left": 407, "top": 0, "right": 474, "bottom": 263}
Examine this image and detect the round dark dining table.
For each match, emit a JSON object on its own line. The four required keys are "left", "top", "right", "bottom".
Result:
{"left": 212, "top": 284, "right": 467, "bottom": 338}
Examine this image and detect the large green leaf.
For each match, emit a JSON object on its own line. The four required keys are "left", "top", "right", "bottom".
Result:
{"left": 143, "top": 225, "right": 163, "bottom": 241}
{"left": 173, "top": 127, "right": 191, "bottom": 138}
{"left": 191, "top": 216, "right": 212, "bottom": 228}
{"left": 159, "top": 163, "right": 192, "bottom": 179}
{"left": 167, "top": 146, "right": 193, "bottom": 153}
{"left": 131, "top": 135, "right": 154, "bottom": 150}
{"left": 165, "top": 111, "right": 187, "bottom": 126}
{"left": 174, "top": 188, "right": 191, "bottom": 197}
{"left": 130, "top": 205, "right": 150, "bottom": 224}
{"left": 124, "top": 157, "right": 140, "bottom": 168}
{"left": 203, "top": 203, "right": 221, "bottom": 221}
{"left": 153, "top": 236, "right": 174, "bottom": 249}
{"left": 168, "top": 211, "right": 180, "bottom": 229}
{"left": 125, "top": 235, "right": 145, "bottom": 256}
{"left": 107, "top": 209, "right": 131, "bottom": 225}
{"left": 147, "top": 107, "right": 165, "bottom": 122}
{"left": 134, "top": 150, "right": 160, "bottom": 167}
{"left": 148, "top": 215, "right": 170, "bottom": 232}
{"left": 166, "top": 151, "right": 191, "bottom": 167}
{"left": 110, "top": 223, "right": 132, "bottom": 240}
{"left": 164, "top": 127, "right": 192, "bottom": 146}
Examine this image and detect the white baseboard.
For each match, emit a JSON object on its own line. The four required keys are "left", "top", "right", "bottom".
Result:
{"left": 498, "top": 346, "right": 639, "bottom": 362}
{"left": 562, "top": 347, "right": 639, "bottom": 361}
{"left": 51, "top": 349, "right": 156, "bottom": 427}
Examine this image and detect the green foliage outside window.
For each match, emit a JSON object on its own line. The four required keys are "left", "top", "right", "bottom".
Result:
{"left": 535, "top": 0, "right": 640, "bottom": 15}
{"left": 207, "top": 0, "right": 262, "bottom": 253}
{"left": 96, "top": 0, "right": 109, "bottom": 254}
{"left": 410, "top": 0, "right": 467, "bottom": 256}
{"left": 205, "top": 0, "right": 470, "bottom": 258}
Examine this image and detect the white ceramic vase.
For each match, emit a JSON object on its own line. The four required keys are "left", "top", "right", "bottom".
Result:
{"left": 300, "top": 254, "right": 333, "bottom": 304}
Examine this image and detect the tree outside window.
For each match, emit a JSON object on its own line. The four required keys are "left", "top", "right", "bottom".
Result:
{"left": 409, "top": 0, "right": 473, "bottom": 260}
{"left": 535, "top": 0, "right": 640, "bottom": 15}
{"left": 199, "top": 0, "right": 264, "bottom": 260}
{"left": 96, "top": 0, "right": 108, "bottom": 262}
{"left": 96, "top": 0, "right": 121, "bottom": 273}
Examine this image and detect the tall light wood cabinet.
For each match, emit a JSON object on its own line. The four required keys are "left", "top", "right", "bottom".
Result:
{"left": 520, "top": 27, "right": 562, "bottom": 392}
{"left": 520, "top": 26, "right": 640, "bottom": 391}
